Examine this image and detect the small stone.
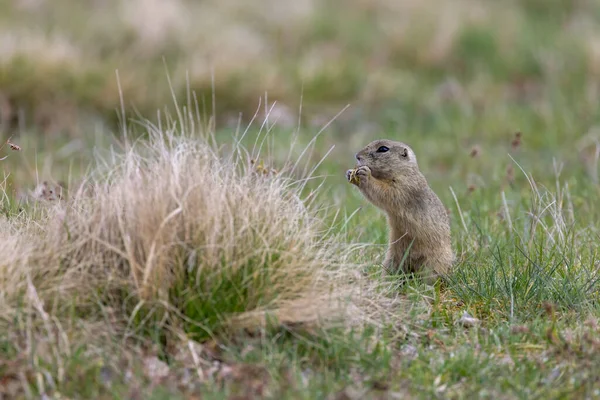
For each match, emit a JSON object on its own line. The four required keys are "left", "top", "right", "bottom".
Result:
{"left": 400, "top": 344, "right": 418, "bottom": 360}
{"left": 143, "top": 356, "right": 170, "bottom": 382}
{"left": 458, "top": 311, "right": 480, "bottom": 328}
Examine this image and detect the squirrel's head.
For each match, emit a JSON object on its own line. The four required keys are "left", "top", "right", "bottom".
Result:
{"left": 355, "top": 139, "right": 419, "bottom": 180}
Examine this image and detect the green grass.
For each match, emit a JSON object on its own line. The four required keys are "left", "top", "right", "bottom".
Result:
{"left": 2, "top": 0, "right": 600, "bottom": 399}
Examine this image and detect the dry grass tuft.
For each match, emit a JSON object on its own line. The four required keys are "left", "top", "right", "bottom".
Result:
{"left": 66, "top": 133, "right": 348, "bottom": 334}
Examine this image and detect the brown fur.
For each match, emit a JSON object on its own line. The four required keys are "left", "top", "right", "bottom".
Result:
{"left": 346, "top": 139, "right": 453, "bottom": 283}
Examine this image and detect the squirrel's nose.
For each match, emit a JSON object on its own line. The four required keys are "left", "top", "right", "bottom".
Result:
{"left": 355, "top": 153, "right": 363, "bottom": 162}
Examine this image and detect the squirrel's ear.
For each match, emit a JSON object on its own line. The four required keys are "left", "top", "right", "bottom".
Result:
{"left": 401, "top": 148, "right": 408, "bottom": 158}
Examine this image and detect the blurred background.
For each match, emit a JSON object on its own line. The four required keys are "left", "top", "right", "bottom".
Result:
{"left": 1, "top": 0, "right": 600, "bottom": 199}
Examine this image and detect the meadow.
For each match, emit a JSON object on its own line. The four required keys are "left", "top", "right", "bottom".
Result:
{"left": 2, "top": 0, "right": 600, "bottom": 398}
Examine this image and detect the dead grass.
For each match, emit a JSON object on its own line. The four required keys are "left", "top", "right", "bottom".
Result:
{"left": 57, "top": 129, "right": 349, "bottom": 329}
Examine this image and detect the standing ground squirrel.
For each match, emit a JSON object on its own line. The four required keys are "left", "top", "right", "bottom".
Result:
{"left": 346, "top": 139, "right": 453, "bottom": 283}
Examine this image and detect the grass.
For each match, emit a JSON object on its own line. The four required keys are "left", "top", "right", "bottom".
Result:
{"left": 2, "top": 0, "right": 600, "bottom": 399}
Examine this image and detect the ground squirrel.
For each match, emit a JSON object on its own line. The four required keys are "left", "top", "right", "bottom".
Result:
{"left": 17, "top": 180, "right": 65, "bottom": 204}
{"left": 346, "top": 139, "right": 452, "bottom": 283}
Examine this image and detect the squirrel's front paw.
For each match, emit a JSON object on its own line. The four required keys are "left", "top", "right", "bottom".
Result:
{"left": 347, "top": 166, "right": 371, "bottom": 186}
{"left": 355, "top": 166, "right": 371, "bottom": 181}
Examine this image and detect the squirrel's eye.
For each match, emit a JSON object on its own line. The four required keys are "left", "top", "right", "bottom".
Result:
{"left": 376, "top": 146, "right": 389, "bottom": 153}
